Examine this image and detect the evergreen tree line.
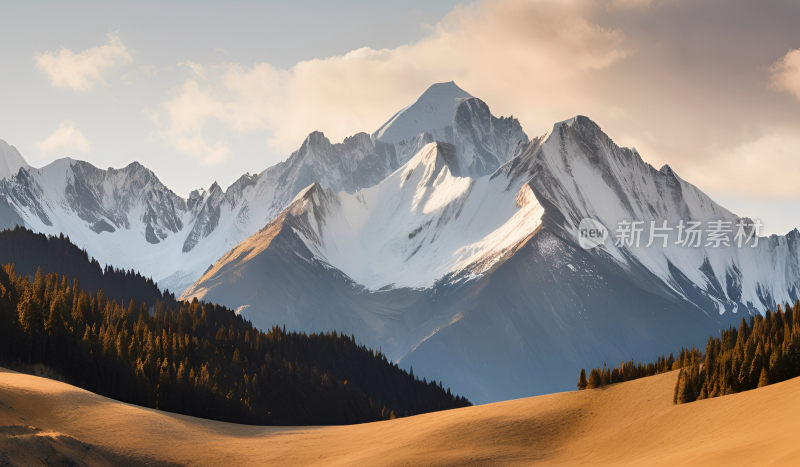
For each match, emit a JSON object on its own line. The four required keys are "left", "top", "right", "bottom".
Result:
{"left": 578, "top": 301, "right": 800, "bottom": 405}
{"left": 674, "top": 302, "right": 800, "bottom": 404}
{"left": 0, "top": 227, "right": 173, "bottom": 307}
{"left": 0, "top": 264, "right": 469, "bottom": 425}
{"left": 577, "top": 348, "right": 701, "bottom": 390}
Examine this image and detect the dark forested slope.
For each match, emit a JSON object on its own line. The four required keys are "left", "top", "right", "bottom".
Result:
{"left": 0, "top": 227, "right": 171, "bottom": 306}
{"left": 0, "top": 228, "right": 469, "bottom": 425}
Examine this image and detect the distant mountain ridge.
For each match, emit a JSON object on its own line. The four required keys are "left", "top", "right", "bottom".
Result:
{"left": 3, "top": 82, "right": 800, "bottom": 403}
{"left": 181, "top": 111, "right": 800, "bottom": 403}
{"left": 0, "top": 82, "right": 523, "bottom": 293}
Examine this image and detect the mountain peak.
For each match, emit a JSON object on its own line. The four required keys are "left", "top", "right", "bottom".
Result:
{"left": 374, "top": 81, "right": 473, "bottom": 144}
{"left": 300, "top": 131, "right": 332, "bottom": 152}
{"left": 0, "top": 139, "right": 30, "bottom": 179}
{"left": 122, "top": 161, "right": 145, "bottom": 172}
{"left": 419, "top": 81, "right": 470, "bottom": 98}
{"left": 552, "top": 115, "right": 601, "bottom": 133}
{"left": 659, "top": 164, "right": 676, "bottom": 176}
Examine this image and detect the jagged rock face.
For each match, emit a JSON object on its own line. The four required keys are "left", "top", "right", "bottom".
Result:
{"left": 182, "top": 114, "right": 800, "bottom": 404}
{"left": 375, "top": 82, "right": 528, "bottom": 177}
{"left": 267, "top": 131, "right": 403, "bottom": 202}
{"left": 374, "top": 81, "right": 473, "bottom": 144}
{"left": 452, "top": 97, "right": 528, "bottom": 176}
{"left": 0, "top": 139, "right": 29, "bottom": 180}
{"left": 513, "top": 116, "right": 800, "bottom": 315}
{"left": 182, "top": 183, "right": 223, "bottom": 252}
{"left": 0, "top": 160, "right": 187, "bottom": 244}
{"left": 69, "top": 161, "right": 186, "bottom": 243}
{"left": 5, "top": 82, "right": 799, "bottom": 404}
{"left": 0, "top": 168, "right": 52, "bottom": 227}
{"left": 183, "top": 141, "right": 544, "bottom": 294}
{"left": 0, "top": 83, "right": 526, "bottom": 293}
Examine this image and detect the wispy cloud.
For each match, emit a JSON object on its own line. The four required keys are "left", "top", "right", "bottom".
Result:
{"left": 153, "top": 0, "right": 628, "bottom": 161}
{"left": 684, "top": 131, "right": 800, "bottom": 199}
{"left": 148, "top": 0, "right": 800, "bottom": 215}
{"left": 36, "top": 121, "right": 92, "bottom": 155}
{"left": 770, "top": 49, "right": 800, "bottom": 101}
{"left": 35, "top": 32, "right": 132, "bottom": 91}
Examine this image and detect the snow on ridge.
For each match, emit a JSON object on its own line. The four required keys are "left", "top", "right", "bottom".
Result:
{"left": 3, "top": 84, "right": 798, "bottom": 311}
{"left": 374, "top": 81, "right": 473, "bottom": 144}
{"left": 291, "top": 142, "right": 545, "bottom": 290}
{"left": 0, "top": 139, "right": 29, "bottom": 180}
{"left": 527, "top": 116, "right": 800, "bottom": 314}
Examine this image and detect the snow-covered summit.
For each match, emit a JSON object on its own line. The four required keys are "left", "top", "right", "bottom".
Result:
{"left": 0, "top": 82, "right": 524, "bottom": 292}
{"left": 0, "top": 139, "right": 30, "bottom": 180}
{"left": 179, "top": 110, "right": 800, "bottom": 404}
{"left": 374, "top": 81, "right": 473, "bottom": 143}
{"left": 185, "top": 140, "right": 545, "bottom": 293}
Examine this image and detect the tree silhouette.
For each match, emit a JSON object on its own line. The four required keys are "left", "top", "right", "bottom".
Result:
{"left": 577, "top": 369, "right": 587, "bottom": 390}
{"left": 0, "top": 261, "right": 470, "bottom": 425}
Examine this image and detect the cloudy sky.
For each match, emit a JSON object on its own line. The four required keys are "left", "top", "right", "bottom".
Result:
{"left": 1, "top": 0, "right": 799, "bottom": 233}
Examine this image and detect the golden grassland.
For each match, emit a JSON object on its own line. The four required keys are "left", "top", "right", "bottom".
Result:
{"left": 1, "top": 367, "right": 798, "bottom": 466}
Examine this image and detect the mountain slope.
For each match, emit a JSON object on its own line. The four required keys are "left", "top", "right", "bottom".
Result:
{"left": 374, "top": 81, "right": 472, "bottom": 143}
{"left": 4, "top": 83, "right": 799, "bottom": 403}
{"left": 522, "top": 116, "right": 800, "bottom": 314}
{"left": 184, "top": 115, "right": 800, "bottom": 403}
{"left": 0, "top": 250, "right": 469, "bottom": 426}
{"left": 0, "top": 139, "right": 29, "bottom": 180}
{"left": 0, "top": 83, "right": 524, "bottom": 294}
{"left": 3, "top": 368, "right": 800, "bottom": 466}
{"left": 185, "top": 141, "right": 543, "bottom": 294}
{"left": 0, "top": 227, "right": 170, "bottom": 306}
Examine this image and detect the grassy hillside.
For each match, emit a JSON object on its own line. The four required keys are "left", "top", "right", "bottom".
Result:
{"left": 1, "top": 367, "right": 799, "bottom": 465}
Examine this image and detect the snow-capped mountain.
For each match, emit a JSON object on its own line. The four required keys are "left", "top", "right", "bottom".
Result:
{"left": 521, "top": 117, "right": 800, "bottom": 315}
{"left": 374, "top": 82, "right": 528, "bottom": 177}
{"left": 0, "top": 82, "right": 523, "bottom": 293}
{"left": 0, "top": 140, "right": 31, "bottom": 230}
{"left": 4, "top": 82, "right": 799, "bottom": 402}
{"left": 0, "top": 140, "right": 29, "bottom": 180}
{"left": 272, "top": 141, "right": 543, "bottom": 290}
{"left": 374, "top": 81, "right": 473, "bottom": 144}
{"left": 182, "top": 113, "right": 800, "bottom": 403}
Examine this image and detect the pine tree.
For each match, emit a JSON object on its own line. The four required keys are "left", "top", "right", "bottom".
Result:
{"left": 757, "top": 367, "right": 769, "bottom": 388}
{"left": 587, "top": 369, "right": 601, "bottom": 389}
{"left": 577, "top": 369, "right": 587, "bottom": 390}
{"left": 675, "top": 368, "right": 696, "bottom": 403}
{"left": 0, "top": 263, "right": 471, "bottom": 425}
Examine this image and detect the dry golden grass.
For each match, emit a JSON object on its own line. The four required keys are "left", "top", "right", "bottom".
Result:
{"left": 1, "top": 366, "right": 798, "bottom": 466}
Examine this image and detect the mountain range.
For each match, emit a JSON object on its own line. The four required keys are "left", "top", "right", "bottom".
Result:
{"left": 2, "top": 82, "right": 799, "bottom": 402}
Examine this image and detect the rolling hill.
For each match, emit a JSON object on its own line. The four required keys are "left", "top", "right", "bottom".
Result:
{"left": 1, "top": 367, "right": 798, "bottom": 466}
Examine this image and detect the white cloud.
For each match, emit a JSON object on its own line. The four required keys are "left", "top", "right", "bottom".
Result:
{"left": 36, "top": 122, "right": 92, "bottom": 155}
{"left": 770, "top": 49, "right": 800, "bottom": 101}
{"left": 154, "top": 0, "right": 628, "bottom": 161}
{"left": 684, "top": 131, "right": 800, "bottom": 199}
{"left": 35, "top": 32, "right": 132, "bottom": 91}
{"left": 149, "top": 0, "right": 800, "bottom": 213}
{"left": 181, "top": 60, "right": 207, "bottom": 79}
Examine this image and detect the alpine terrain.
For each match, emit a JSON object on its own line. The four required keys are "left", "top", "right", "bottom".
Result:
{"left": 2, "top": 82, "right": 799, "bottom": 402}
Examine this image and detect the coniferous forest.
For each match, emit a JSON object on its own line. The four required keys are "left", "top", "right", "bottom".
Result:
{"left": 579, "top": 302, "right": 800, "bottom": 405}
{"left": 0, "top": 230, "right": 469, "bottom": 426}
{"left": 673, "top": 304, "right": 800, "bottom": 403}
{"left": 576, "top": 349, "right": 700, "bottom": 390}
{"left": 0, "top": 227, "right": 173, "bottom": 306}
